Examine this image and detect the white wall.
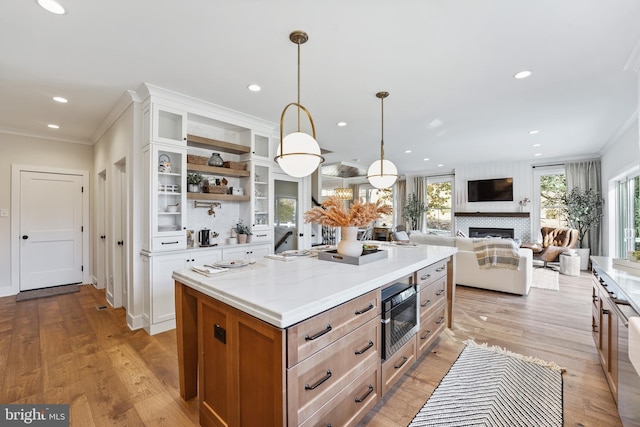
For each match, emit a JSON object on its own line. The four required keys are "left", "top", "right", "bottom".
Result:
{"left": 600, "top": 117, "right": 640, "bottom": 256}
{"left": 0, "top": 133, "right": 93, "bottom": 295}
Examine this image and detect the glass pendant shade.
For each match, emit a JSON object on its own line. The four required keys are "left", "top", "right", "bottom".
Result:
{"left": 276, "top": 132, "right": 322, "bottom": 178}
{"left": 367, "top": 159, "right": 398, "bottom": 189}
{"left": 334, "top": 187, "right": 353, "bottom": 200}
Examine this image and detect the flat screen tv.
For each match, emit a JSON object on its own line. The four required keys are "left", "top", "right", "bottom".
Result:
{"left": 467, "top": 177, "right": 513, "bottom": 202}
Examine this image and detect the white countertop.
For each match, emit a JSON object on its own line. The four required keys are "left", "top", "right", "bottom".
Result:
{"left": 591, "top": 256, "right": 640, "bottom": 314}
{"left": 172, "top": 244, "right": 457, "bottom": 328}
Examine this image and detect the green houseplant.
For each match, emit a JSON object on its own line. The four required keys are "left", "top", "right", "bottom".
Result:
{"left": 562, "top": 187, "right": 604, "bottom": 248}
{"left": 187, "top": 173, "right": 203, "bottom": 192}
{"left": 562, "top": 187, "right": 604, "bottom": 270}
{"left": 402, "top": 193, "right": 427, "bottom": 231}
{"left": 235, "top": 219, "right": 252, "bottom": 243}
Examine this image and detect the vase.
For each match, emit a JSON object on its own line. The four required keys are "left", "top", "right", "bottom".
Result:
{"left": 337, "top": 226, "right": 363, "bottom": 257}
{"left": 208, "top": 152, "right": 224, "bottom": 167}
{"left": 237, "top": 234, "right": 247, "bottom": 244}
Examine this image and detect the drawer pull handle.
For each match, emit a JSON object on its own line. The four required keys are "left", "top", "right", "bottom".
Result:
{"left": 435, "top": 266, "right": 445, "bottom": 272}
{"left": 435, "top": 289, "right": 445, "bottom": 296}
{"left": 394, "top": 356, "right": 408, "bottom": 369}
{"left": 305, "top": 370, "right": 332, "bottom": 390}
{"left": 420, "top": 274, "right": 431, "bottom": 280}
{"left": 354, "top": 385, "right": 374, "bottom": 403}
{"left": 436, "top": 317, "right": 445, "bottom": 325}
{"left": 161, "top": 241, "right": 179, "bottom": 245}
{"left": 602, "top": 309, "right": 610, "bottom": 315}
{"left": 355, "top": 303, "right": 374, "bottom": 315}
{"left": 305, "top": 324, "right": 332, "bottom": 341}
{"left": 256, "top": 234, "right": 267, "bottom": 237}
{"left": 354, "top": 340, "right": 374, "bottom": 355}
{"left": 421, "top": 329, "right": 432, "bottom": 340}
{"left": 421, "top": 299, "right": 432, "bottom": 307}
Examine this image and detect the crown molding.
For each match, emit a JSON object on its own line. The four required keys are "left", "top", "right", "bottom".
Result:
{"left": 599, "top": 108, "right": 639, "bottom": 155}
{"left": 90, "top": 90, "right": 139, "bottom": 143}
{"left": 0, "top": 126, "right": 91, "bottom": 145}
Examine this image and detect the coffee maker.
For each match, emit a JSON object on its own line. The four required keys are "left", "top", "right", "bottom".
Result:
{"left": 198, "top": 229, "right": 211, "bottom": 247}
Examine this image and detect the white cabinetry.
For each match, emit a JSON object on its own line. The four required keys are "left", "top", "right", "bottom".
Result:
{"left": 240, "top": 130, "right": 272, "bottom": 161}
{"left": 143, "top": 144, "right": 187, "bottom": 252}
{"left": 222, "top": 243, "right": 270, "bottom": 260}
{"left": 142, "top": 248, "right": 222, "bottom": 335}
{"left": 148, "top": 103, "right": 187, "bottom": 146}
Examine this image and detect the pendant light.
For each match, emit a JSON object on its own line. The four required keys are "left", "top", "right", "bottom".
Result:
{"left": 367, "top": 91, "right": 398, "bottom": 189}
{"left": 334, "top": 178, "right": 353, "bottom": 200}
{"left": 275, "top": 30, "right": 324, "bottom": 178}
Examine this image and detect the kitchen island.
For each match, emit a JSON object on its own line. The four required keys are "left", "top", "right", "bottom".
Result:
{"left": 173, "top": 244, "right": 457, "bottom": 427}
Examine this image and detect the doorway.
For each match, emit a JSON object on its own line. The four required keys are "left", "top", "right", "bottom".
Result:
{"left": 110, "top": 159, "right": 127, "bottom": 309}
{"left": 274, "top": 177, "right": 302, "bottom": 253}
{"left": 10, "top": 165, "right": 90, "bottom": 295}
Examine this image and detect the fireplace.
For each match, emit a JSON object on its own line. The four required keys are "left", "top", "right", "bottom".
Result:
{"left": 469, "top": 227, "right": 514, "bottom": 239}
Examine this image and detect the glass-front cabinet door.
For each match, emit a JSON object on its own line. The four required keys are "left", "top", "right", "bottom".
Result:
{"left": 152, "top": 104, "right": 187, "bottom": 146}
{"left": 150, "top": 144, "right": 186, "bottom": 251}
{"left": 253, "top": 163, "right": 271, "bottom": 230}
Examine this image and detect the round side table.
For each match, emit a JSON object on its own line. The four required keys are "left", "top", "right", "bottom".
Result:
{"left": 559, "top": 253, "right": 580, "bottom": 276}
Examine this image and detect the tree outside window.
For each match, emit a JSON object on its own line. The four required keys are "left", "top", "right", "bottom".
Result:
{"left": 426, "top": 181, "right": 452, "bottom": 232}
{"left": 540, "top": 174, "right": 567, "bottom": 228}
{"left": 276, "top": 197, "right": 296, "bottom": 227}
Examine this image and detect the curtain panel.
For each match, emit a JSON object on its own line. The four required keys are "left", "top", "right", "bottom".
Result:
{"left": 565, "top": 160, "right": 602, "bottom": 255}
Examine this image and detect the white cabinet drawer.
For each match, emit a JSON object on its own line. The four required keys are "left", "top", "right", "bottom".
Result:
{"left": 250, "top": 229, "right": 272, "bottom": 242}
{"left": 152, "top": 235, "right": 186, "bottom": 252}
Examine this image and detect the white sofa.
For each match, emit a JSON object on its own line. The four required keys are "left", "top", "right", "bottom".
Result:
{"left": 408, "top": 233, "right": 532, "bottom": 296}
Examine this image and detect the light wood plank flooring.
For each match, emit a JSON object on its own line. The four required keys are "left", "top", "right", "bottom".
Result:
{"left": 0, "top": 271, "right": 622, "bottom": 426}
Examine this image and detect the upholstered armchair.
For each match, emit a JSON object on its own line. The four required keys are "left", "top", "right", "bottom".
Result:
{"left": 533, "top": 227, "right": 579, "bottom": 268}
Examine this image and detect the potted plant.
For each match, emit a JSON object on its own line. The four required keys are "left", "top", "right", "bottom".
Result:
{"left": 235, "top": 219, "right": 252, "bottom": 244}
{"left": 402, "top": 193, "right": 427, "bottom": 231}
{"left": 187, "top": 173, "right": 203, "bottom": 192}
{"left": 562, "top": 187, "right": 604, "bottom": 270}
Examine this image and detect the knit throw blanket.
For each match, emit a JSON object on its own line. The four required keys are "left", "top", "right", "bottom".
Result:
{"left": 473, "top": 238, "right": 520, "bottom": 270}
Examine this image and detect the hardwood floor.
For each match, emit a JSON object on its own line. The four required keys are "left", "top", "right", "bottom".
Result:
{"left": 0, "top": 271, "right": 622, "bottom": 426}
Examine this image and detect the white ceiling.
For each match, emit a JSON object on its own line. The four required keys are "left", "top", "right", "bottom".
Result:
{"left": 2, "top": 1, "right": 640, "bottom": 175}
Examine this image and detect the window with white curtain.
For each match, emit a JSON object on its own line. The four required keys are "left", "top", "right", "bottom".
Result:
{"left": 533, "top": 167, "right": 566, "bottom": 239}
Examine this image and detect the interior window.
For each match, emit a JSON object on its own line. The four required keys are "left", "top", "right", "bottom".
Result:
{"left": 617, "top": 173, "right": 640, "bottom": 257}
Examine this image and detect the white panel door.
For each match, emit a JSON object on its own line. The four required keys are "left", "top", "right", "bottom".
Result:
{"left": 20, "top": 171, "right": 83, "bottom": 291}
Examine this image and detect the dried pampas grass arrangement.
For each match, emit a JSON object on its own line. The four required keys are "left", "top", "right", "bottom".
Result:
{"left": 304, "top": 196, "right": 393, "bottom": 227}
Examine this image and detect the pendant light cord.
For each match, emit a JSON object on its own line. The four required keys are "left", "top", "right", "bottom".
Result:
{"left": 297, "top": 40, "right": 301, "bottom": 132}
{"left": 380, "top": 95, "right": 385, "bottom": 174}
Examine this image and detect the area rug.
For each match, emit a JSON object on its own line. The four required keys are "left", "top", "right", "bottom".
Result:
{"left": 408, "top": 340, "right": 564, "bottom": 427}
{"left": 16, "top": 284, "right": 80, "bottom": 301}
{"left": 532, "top": 268, "right": 560, "bottom": 291}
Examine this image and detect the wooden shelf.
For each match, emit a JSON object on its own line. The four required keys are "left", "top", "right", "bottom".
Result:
{"left": 187, "top": 193, "right": 250, "bottom": 202}
{"left": 187, "top": 134, "right": 250, "bottom": 155}
{"left": 186, "top": 163, "right": 250, "bottom": 178}
{"left": 454, "top": 212, "right": 530, "bottom": 218}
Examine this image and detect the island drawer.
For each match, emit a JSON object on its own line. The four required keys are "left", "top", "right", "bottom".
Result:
{"left": 287, "top": 317, "right": 380, "bottom": 426}
{"left": 418, "top": 275, "right": 447, "bottom": 316}
{"left": 416, "top": 258, "right": 448, "bottom": 287}
{"left": 417, "top": 300, "right": 446, "bottom": 356}
{"left": 287, "top": 289, "right": 381, "bottom": 367}
{"left": 381, "top": 333, "right": 416, "bottom": 395}
{"left": 298, "top": 362, "right": 380, "bottom": 427}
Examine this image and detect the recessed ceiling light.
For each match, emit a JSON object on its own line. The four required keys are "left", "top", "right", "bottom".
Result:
{"left": 423, "top": 158, "right": 430, "bottom": 161}
{"left": 514, "top": 70, "right": 532, "bottom": 79}
{"left": 53, "top": 96, "right": 68, "bottom": 103}
{"left": 247, "top": 84, "right": 261, "bottom": 92}
{"left": 404, "top": 150, "right": 412, "bottom": 154}
{"left": 532, "top": 143, "right": 541, "bottom": 147}
{"left": 437, "top": 164, "right": 444, "bottom": 167}
{"left": 47, "top": 124, "right": 60, "bottom": 129}
{"left": 528, "top": 130, "right": 539, "bottom": 135}
{"left": 336, "top": 122, "right": 347, "bottom": 127}
{"left": 534, "top": 153, "right": 542, "bottom": 157}
{"left": 37, "top": 0, "right": 66, "bottom": 14}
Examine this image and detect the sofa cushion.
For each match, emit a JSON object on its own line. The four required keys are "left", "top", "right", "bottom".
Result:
{"left": 410, "top": 233, "right": 456, "bottom": 247}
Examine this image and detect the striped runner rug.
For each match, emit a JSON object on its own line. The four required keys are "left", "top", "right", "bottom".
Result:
{"left": 408, "top": 340, "right": 564, "bottom": 427}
